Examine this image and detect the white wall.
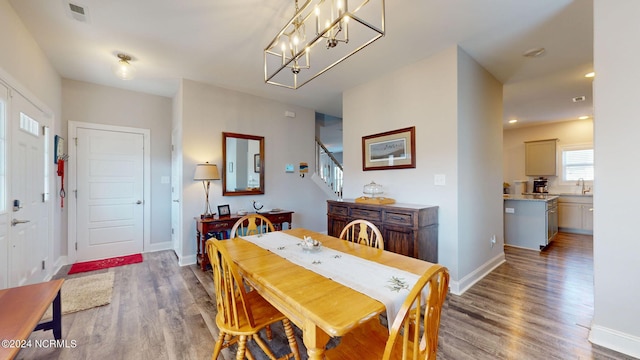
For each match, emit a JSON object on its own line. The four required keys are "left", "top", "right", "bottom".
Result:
{"left": 503, "top": 119, "right": 594, "bottom": 194}
{"left": 177, "top": 79, "right": 329, "bottom": 263}
{"left": 590, "top": 1, "right": 640, "bottom": 357}
{"left": 343, "top": 46, "right": 504, "bottom": 294}
{"left": 62, "top": 79, "right": 173, "bottom": 251}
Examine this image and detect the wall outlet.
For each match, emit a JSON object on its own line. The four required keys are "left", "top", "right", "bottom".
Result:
{"left": 434, "top": 174, "right": 446, "bottom": 186}
{"left": 505, "top": 207, "right": 515, "bottom": 214}
{"left": 490, "top": 235, "right": 497, "bottom": 248}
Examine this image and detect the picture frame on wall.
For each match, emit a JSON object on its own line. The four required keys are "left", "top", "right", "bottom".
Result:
{"left": 217, "top": 204, "right": 231, "bottom": 217}
{"left": 362, "top": 126, "right": 416, "bottom": 171}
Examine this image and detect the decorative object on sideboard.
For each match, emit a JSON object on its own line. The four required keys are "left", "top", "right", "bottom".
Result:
{"left": 193, "top": 162, "right": 220, "bottom": 219}
{"left": 355, "top": 181, "right": 395, "bottom": 205}
{"left": 217, "top": 204, "right": 231, "bottom": 217}
{"left": 264, "top": 0, "right": 385, "bottom": 89}
{"left": 362, "top": 126, "right": 416, "bottom": 171}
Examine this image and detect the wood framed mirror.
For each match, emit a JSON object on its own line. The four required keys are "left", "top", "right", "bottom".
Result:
{"left": 222, "top": 132, "right": 265, "bottom": 196}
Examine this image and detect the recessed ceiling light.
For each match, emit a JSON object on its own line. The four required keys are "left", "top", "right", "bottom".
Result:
{"left": 509, "top": 119, "right": 518, "bottom": 124}
{"left": 584, "top": 72, "right": 595, "bottom": 78}
{"left": 579, "top": 116, "right": 590, "bottom": 120}
{"left": 522, "top": 48, "right": 546, "bottom": 58}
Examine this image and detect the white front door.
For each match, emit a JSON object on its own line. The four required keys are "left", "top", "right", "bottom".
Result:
{"left": 75, "top": 127, "right": 144, "bottom": 261}
{"left": 8, "top": 90, "right": 48, "bottom": 287}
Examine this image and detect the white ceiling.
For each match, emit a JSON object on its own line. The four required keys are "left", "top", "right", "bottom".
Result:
{"left": 8, "top": 0, "right": 593, "bottom": 127}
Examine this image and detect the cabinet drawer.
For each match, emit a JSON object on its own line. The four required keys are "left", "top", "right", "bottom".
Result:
{"left": 209, "top": 221, "right": 234, "bottom": 230}
{"left": 329, "top": 204, "right": 349, "bottom": 216}
{"left": 384, "top": 211, "right": 413, "bottom": 226}
{"left": 270, "top": 214, "right": 290, "bottom": 222}
{"left": 350, "top": 208, "right": 382, "bottom": 221}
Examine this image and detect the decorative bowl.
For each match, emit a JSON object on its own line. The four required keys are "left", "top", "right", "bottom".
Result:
{"left": 300, "top": 236, "right": 322, "bottom": 252}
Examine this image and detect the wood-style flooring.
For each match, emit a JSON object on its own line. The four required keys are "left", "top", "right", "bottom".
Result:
{"left": 18, "top": 232, "right": 635, "bottom": 359}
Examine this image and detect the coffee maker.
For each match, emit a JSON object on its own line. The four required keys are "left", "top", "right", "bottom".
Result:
{"left": 532, "top": 177, "right": 549, "bottom": 193}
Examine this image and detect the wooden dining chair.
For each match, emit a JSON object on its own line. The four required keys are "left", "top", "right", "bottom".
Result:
{"left": 324, "top": 265, "right": 450, "bottom": 360}
{"left": 206, "top": 238, "right": 301, "bottom": 360}
{"left": 231, "top": 214, "right": 276, "bottom": 238}
{"left": 339, "top": 219, "right": 384, "bottom": 249}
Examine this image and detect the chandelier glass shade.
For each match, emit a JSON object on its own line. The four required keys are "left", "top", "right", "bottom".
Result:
{"left": 112, "top": 53, "right": 136, "bottom": 80}
{"left": 264, "top": 0, "right": 385, "bottom": 89}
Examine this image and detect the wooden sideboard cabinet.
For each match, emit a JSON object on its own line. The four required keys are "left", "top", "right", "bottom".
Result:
{"left": 195, "top": 211, "right": 293, "bottom": 271}
{"left": 327, "top": 200, "right": 439, "bottom": 263}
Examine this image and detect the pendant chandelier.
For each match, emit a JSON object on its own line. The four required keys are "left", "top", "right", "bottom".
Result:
{"left": 264, "top": 0, "right": 385, "bottom": 89}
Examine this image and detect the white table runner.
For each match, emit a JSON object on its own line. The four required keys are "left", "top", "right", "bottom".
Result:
{"left": 241, "top": 232, "right": 420, "bottom": 331}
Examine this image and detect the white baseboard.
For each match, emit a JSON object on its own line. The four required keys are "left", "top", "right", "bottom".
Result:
{"left": 449, "top": 252, "right": 506, "bottom": 295}
{"left": 179, "top": 254, "right": 197, "bottom": 267}
{"left": 145, "top": 241, "right": 172, "bottom": 253}
{"left": 589, "top": 324, "right": 640, "bottom": 358}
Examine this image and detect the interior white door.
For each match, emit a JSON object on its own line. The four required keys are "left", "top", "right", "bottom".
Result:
{"left": 0, "top": 83, "right": 8, "bottom": 289}
{"left": 75, "top": 127, "right": 144, "bottom": 261}
{"left": 9, "top": 90, "right": 48, "bottom": 287}
{"left": 170, "top": 127, "right": 182, "bottom": 256}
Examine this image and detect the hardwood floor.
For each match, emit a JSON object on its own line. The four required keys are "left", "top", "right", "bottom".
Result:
{"left": 18, "top": 232, "right": 634, "bottom": 359}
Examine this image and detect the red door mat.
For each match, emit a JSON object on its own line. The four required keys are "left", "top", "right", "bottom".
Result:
{"left": 68, "top": 254, "right": 143, "bottom": 275}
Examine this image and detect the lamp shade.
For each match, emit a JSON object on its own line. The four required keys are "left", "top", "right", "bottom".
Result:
{"left": 194, "top": 163, "right": 220, "bottom": 181}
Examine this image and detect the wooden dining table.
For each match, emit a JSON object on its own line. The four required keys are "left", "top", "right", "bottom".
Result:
{"left": 219, "top": 228, "right": 436, "bottom": 359}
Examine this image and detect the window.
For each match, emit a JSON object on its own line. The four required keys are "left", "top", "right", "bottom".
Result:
{"left": 561, "top": 144, "right": 594, "bottom": 182}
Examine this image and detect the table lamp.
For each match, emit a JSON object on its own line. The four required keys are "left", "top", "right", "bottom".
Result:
{"left": 193, "top": 162, "right": 220, "bottom": 219}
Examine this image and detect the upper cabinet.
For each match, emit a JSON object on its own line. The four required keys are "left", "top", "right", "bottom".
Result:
{"left": 525, "top": 139, "right": 557, "bottom": 176}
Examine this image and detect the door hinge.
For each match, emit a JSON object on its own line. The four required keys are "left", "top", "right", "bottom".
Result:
{"left": 171, "top": 144, "right": 174, "bottom": 151}
{"left": 74, "top": 137, "right": 78, "bottom": 146}
{"left": 171, "top": 228, "right": 174, "bottom": 235}
{"left": 75, "top": 242, "right": 77, "bottom": 251}
{"left": 74, "top": 189, "right": 78, "bottom": 199}
{"left": 42, "top": 260, "right": 45, "bottom": 270}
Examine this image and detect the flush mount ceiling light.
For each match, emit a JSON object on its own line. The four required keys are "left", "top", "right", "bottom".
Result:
{"left": 112, "top": 53, "right": 136, "bottom": 80}
{"left": 264, "top": 0, "right": 385, "bottom": 89}
{"left": 522, "top": 47, "right": 546, "bottom": 58}
{"left": 578, "top": 115, "right": 590, "bottom": 120}
{"left": 508, "top": 119, "right": 518, "bottom": 124}
{"left": 584, "top": 72, "right": 595, "bottom": 78}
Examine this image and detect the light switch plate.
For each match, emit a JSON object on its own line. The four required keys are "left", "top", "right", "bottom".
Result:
{"left": 505, "top": 208, "right": 515, "bottom": 214}
{"left": 434, "top": 174, "right": 446, "bottom": 186}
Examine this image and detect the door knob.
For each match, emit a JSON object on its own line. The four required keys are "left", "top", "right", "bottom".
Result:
{"left": 136, "top": 200, "right": 143, "bottom": 204}
{"left": 173, "top": 199, "right": 180, "bottom": 203}
{"left": 11, "top": 219, "right": 30, "bottom": 226}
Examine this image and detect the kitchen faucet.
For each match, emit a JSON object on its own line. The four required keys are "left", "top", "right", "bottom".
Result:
{"left": 577, "top": 178, "right": 591, "bottom": 194}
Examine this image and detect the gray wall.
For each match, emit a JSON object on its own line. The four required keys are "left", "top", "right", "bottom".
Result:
{"left": 343, "top": 45, "right": 505, "bottom": 294}
{"left": 177, "top": 79, "right": 329, "bottom": 263}
{"left": 62, "top": 79, "right": 173, "bottom": 250}
{"left": 590, "top": 0, "right": 640, "bottom": 357}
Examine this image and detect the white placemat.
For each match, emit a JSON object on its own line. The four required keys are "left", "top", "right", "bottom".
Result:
{"left": 242, "top": 232, "right": 420, "bottom": 331}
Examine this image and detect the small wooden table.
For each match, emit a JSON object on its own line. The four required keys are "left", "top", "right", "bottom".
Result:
{"left": 195, "top": 210, "right": 293, "bottom": 271}
{"left": 0, "top": 279, "right": 64, "bottom": 360}
{"left": 220, "top": 228, "right": 435, "bottom": 360}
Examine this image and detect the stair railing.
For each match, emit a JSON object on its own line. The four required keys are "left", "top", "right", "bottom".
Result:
{"left": 315, "top": 137, "right": 343, "bottom": 196}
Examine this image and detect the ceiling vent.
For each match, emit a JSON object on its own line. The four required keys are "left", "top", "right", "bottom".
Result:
{"left": 572, "top": 96, "right": 586, "bottom": 103}
{"left": 66, "top": 2, "right": 90, "bottom": 23}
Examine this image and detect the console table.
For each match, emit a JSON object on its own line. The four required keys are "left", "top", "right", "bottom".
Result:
{"left": 0, "top": 279, "right": 64, "bottom": 359}
{"left": 195, "top": 211, "right": 294, "bottom": 271}
{"left": 327, "top": 200, "right": 439, "bottom": 263}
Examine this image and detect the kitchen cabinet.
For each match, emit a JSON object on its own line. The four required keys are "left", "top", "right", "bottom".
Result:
{"left": 327, "top": 200, "right": 438, "bottom": 263}
{"left": 525, "top": 139, "right": 557, "bottom": 176}
{"left": 504, "top": 195, "right": 558, "bottom": 251}
{"left": 558, "top": 195, "right": 593, "bottom": 234}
